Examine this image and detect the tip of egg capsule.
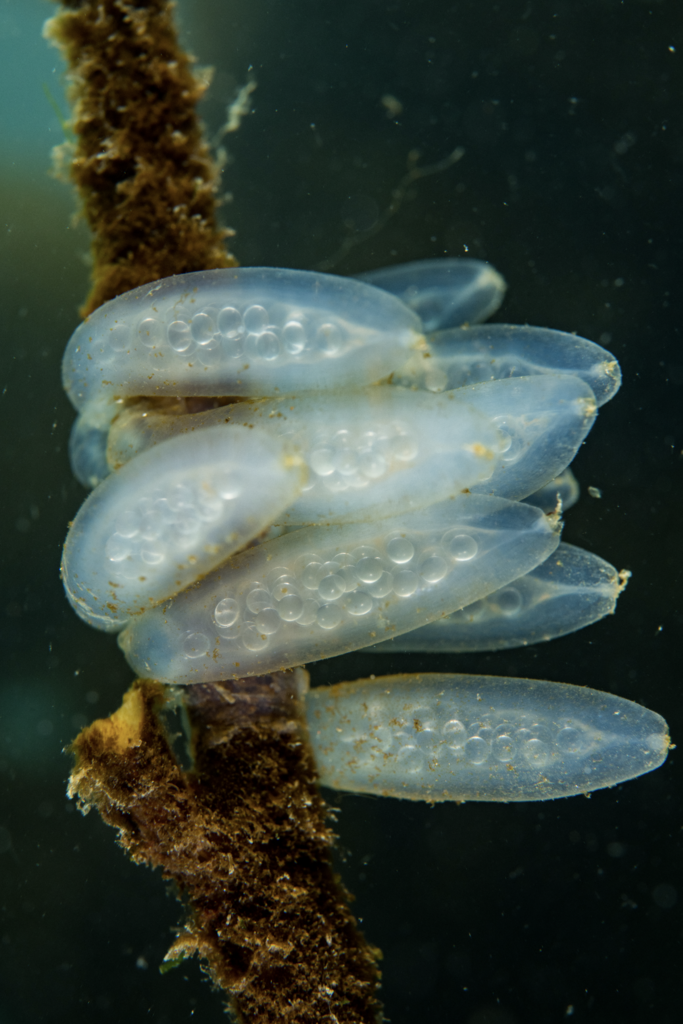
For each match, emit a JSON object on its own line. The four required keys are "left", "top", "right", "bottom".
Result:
{"left": 603, "top": 357, "right": 623, "bottom": 395}
{"left": 545, "top": 507, "right": 563, "bottom": 532}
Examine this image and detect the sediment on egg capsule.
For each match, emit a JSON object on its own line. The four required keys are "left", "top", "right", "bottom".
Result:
{"left": 122, "top": 395, "right": 242, "bottom": 416}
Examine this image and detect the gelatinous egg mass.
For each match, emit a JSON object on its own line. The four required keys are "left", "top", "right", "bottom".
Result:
{"left": 61, "top": 258, "right": 667, "bottom": 799}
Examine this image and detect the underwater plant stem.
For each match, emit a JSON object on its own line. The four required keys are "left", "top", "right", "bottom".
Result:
{"left": 44, "top": 0, "right": 237, "bottom": 317}
{"left": 68, "top": 674, "right": 382, "bottom": 1023}
{"left": 49, "top": 2, "right": 383, "bottom": 1018}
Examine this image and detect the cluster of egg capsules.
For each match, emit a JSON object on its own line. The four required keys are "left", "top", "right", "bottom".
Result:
{"left": 60, "top": 258, "right": 670, "bottom": 799}
{"left": 304, "top": 674, "right": 668, "bottom": 802}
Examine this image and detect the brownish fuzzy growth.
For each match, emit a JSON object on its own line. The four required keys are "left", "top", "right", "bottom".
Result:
{"left": 68, "top": 674, "right": 382, "bottom": 1024}
{"left": 45, "top": 0, "right": 237, "bottom": 317}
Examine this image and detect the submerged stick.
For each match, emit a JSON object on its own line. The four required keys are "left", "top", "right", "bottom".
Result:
{"left": 47, "top": 2, "right": 382, "bottom": 1019}
{"left": 44, "top": 0, "right": 237, "bottom": 316}
{"left": 68, "top": 674, "right": 381, "bottom": 1022}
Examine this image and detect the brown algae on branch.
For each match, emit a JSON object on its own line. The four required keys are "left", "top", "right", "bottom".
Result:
{"left": 44, "top": 0, "right": 237, "bottom": 317}
{"left": 68, "top": 673, "right": 382, "bottom": 1023}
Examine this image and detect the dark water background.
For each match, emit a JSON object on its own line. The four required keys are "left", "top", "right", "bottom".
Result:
{"left": 1, "top": 1, "right": 682, "bottom": 1022}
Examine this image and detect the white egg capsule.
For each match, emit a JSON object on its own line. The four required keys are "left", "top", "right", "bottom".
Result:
{"left": 62, "top": 266, "right": 425, "bottom": 415}
{"left": 305, "top": 674, "right": 669, "bottom": 802}
{"left": 117, "top": 493, "right": 560, "bottom": 684}
{"left": 61, "top": 425, "right": 306, "bottom": 632}
{"left": 107, "top": 386, "right": 504, "bottom": 523}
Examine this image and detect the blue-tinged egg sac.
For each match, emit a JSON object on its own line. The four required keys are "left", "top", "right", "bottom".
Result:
{"left": 62, "top": 266, "right": 425, "bottom": 489}
{"left": 104, "top": 385, "right": 506, "bottom": 520}
{"left": 305, "top": 675, "right": 670, "bottom": 801}
{"left": 396, "top": 323, "right": 622, "bottom": 405}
